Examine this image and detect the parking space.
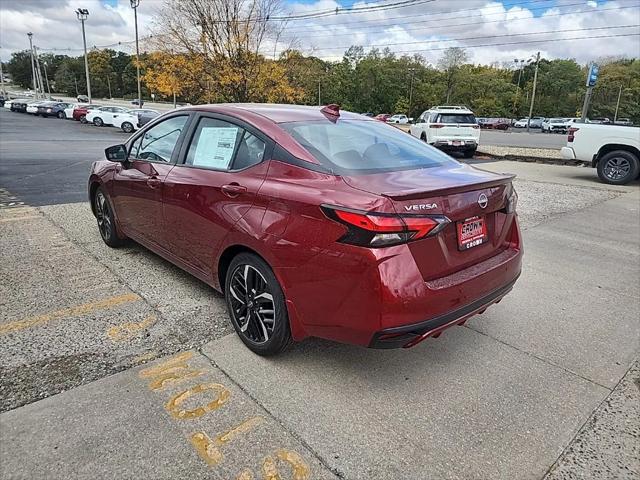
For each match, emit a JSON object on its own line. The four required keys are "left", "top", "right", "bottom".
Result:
{"left": 0, "top": 108, "right": 638, "bottom": 479}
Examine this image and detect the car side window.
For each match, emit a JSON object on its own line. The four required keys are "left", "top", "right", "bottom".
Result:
{"left": 184, "top": 117, "right": 265, "bottom": 170}
{"left": 130, "top": 115, "right": 188, "bottom": 163}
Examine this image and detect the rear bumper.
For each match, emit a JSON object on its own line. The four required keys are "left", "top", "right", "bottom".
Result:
{"left": 369, "top": 273, "right": 519, "bottom": 348}
{"left": 432, "top": 140, "right": 478, "bottom": 151}
{"left": 561, "top": 147, "right": 576, "bottom": 160}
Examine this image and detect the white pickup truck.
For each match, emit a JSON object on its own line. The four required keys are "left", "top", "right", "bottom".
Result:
{"left": 561, "top": 123, "right": 640, "bottom": 185}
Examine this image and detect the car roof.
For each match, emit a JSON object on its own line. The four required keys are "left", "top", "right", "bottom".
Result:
{"left": 181, "top": 103, "right": 369, "bottom": 124}
{"left": 426, "top": 107, "right": 474, "bottom": 114}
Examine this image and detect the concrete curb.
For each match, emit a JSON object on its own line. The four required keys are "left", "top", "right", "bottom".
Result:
{"left": 481, "top": 153, "right": 590, "bottom": 167}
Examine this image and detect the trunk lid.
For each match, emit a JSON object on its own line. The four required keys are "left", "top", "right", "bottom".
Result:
{"left": 342, "top": 163, "right": 515, "bottom": 280}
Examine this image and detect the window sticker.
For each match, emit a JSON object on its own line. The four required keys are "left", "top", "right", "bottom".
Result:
{"left": 192, "top": 127, "right": 239, "bottom": 169}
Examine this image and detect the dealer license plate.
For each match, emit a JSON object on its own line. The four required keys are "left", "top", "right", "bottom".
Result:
{"left": 457, "top": 215, "right": 487, "bottom": 250}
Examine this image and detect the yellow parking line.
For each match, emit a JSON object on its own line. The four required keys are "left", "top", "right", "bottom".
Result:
{"left": 107, "top": 314, "right": 157, "bottom": 341}
{"left": 0, "top": 293, "right": 140, "bottom": 335}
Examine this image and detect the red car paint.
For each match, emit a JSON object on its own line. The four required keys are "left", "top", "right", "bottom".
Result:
{"left": 73, "top": 104, "right": 100, "bottom": 121}
{"left": 89, "top": 104, "right": 522, "bottom": 349}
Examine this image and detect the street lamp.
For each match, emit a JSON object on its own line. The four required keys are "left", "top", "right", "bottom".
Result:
{"left": 76, "top": 8, "right": 91, "bottom": 103}
{"left": 130, "top": 0, "right": 142, "bottom": 106}
{"left": 27, "top": 32, "right": 38, "bottom": 98}
{"left": 526, "top": 52, "right": 541, "bottom": 133}
{"left": 43, "top": 61, "right": 51, "bottom": 97}
{"left": 512, "top": 59, "right": 525, "bottom": 117}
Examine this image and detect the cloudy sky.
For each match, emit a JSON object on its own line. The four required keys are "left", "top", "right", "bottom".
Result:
{"left": 0, "top": 0, "right": 638, "bottom": 65}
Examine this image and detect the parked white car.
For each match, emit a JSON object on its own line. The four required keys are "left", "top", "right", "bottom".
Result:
{"left": 561, "top": 122, "right": 640, "bottom": 185}
{"left": 513, "top": 118, "right": 529, "bottom": 128}
{"left": 409, "top": 105, "right": 480, "bottom": 158}
{"left": 542, "top": 118, "right": 569, "bottom": 133}
{"left": 86, "top": 105, "right": 130, "bottom": 127}
{"left": 3, "top": 99, "right": 14, "bottom": 110}
{"left": 26, "top": 101, "right": 44, "bottom": 114}
{"left": 111, "top": 109, "right": 160, "bottom": 133}
{"left": 386, "top": 114, "right": 411, "bottom": 124}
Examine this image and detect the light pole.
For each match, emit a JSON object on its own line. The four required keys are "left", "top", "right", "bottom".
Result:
{"left": 27, "top": 32, "right": 38, "bottom": 98}
{"left": 512, "top": 58, "right": 525, "bottom": 117}
{"left": 130, "top": 0, "right": 142, "bottom": 106}
{"left": 43, "top": 61, "right": 51, "bottom": 97}
{"left": 408, "top": 67, "right": 416, "bottom": 117}
{"left": 76, "top": 8, "right": 91, "bottom": 103}
{"left": 0, "top": 46, "right": 6, "bottom": 96}
{"left": 526, "top": 51, "right": 540, "bottom": 133}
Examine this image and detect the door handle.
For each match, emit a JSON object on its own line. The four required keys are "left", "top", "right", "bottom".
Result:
{"left": 221, "top": 183, "right": 247, "bottom": 197}
{"left": 147, "top": 177, "right": 162, "bottom": 189}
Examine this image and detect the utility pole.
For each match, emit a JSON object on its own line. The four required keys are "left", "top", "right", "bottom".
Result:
{"left": 106, "top": 74, "right": 112, "bottom": 99}
{"left": 512, "top": 58, "right": 525, "bottom": 117}
{"left": 581, "top": 63, "right": 599, "bottom": 122}
{"left": 130, "top": 0, "right": 142, "bottom": 106}
{"left": 43, "top": 61, "right": 51, "bottom": 97}
{"left": 408, "top": 67, "right": 415, "bottom": 117}
{"left": 27, "top": 32, "right": 38, "bottom": 98}
{"left": 614, "top": 84, "right": 622, "bottom": 123}
{"left": 526, "top": 51, "right": 540, "bottom": 133}
{"left": 76, "top": 8, "right": 91, "bottom": 103}
{"left": 318, "top": 80, "right": 321, "bottom": 106}
{"left": 0, "top": 51, "right": 5, "bottom": 96}
{"left": 33, "top": 46, "right": 46, "bottom": 98}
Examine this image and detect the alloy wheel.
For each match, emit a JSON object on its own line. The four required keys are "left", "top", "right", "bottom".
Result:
{"left": 95, "top": 191, "right": 112, "bottom": 241}
{"left": 228, "top": 264, "right": 275, "bottom": 344}
{"left": 603, "top": 156, "right": 631, "bottom": 181}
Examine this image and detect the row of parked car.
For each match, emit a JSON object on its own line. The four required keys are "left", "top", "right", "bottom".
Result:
{"left": 3, "top": 97, "right": 160, "bottom": 133}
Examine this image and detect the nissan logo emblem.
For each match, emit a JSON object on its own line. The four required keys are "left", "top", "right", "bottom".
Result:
{"left": 478, "top": 193, "right": 488, "bottom": 209}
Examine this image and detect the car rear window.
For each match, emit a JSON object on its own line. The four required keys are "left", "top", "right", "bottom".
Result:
{"left": 280, "top": 119, "right": 458, "bottom": 174}
{"left": 436, "top": 114, "right": 476, "bottom": 124}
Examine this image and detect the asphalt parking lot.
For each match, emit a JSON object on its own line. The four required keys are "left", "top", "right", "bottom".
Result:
{"left": 0, "top": 108, "right": 638, "bottom": 479}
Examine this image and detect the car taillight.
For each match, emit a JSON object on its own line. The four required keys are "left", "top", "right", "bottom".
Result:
{"left": 322, "top": 206, "right": 449, "bottom": 248}
{"left": 568, "top": 127, "right": 579, "bottom": 142}
{"left": 429, "top": 124, "right": 445, "bottom": 129}
{"left": 46, "top": 108, "right": 52, "bottom": 113}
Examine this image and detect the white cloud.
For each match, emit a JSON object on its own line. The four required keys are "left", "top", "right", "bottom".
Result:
{"left": 1, "top": 0, "right": 638, "bottom": 66}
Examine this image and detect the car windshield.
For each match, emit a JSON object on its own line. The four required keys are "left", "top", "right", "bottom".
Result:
{"left": 280, "top": 119, "right": 458, "bottom": 174}
{"left": 549, "top": 118, "right": 564, "bottom": 122}
{"left": 437, "top": 114, "right": 476, "bottom": 124}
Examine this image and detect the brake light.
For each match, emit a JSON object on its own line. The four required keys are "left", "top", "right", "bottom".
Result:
{"left": 568, "top": 127, "right": 579, "bottom": 142}
{"left": 323, "top": 206, "right": 449, "bottom": 247}
{"left": 429, "top": 124, "right": 445, "bottom": 129}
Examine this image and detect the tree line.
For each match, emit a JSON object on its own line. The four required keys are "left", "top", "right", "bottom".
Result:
{"left": 4, "top": 0, "right": 638, "bottom": 122}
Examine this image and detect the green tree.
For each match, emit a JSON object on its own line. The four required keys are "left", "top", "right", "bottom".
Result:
{"left": 7, "top": 50, "right": 33, "bottom": 89}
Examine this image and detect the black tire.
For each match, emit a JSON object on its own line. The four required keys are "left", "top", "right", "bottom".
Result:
{"left": 93, "top": 187, "right": 126, "bottom": 247}
{"left": 80, "top": 115, "right": 87, "bottom": 124}
{"left": 596, "top": 150, "right": 639, "bottom": 185}
{"left": 420, "top": 132, "right": 427, "bottom": 142}
{"left": 93, "top": 117, "right": 104, "bottom": 127}
{"left": 57, "top": 111, "right": 65, "bottom": 119}
{"left": 463, "top": 148, "right": 476, "bottom": 159}
{"left": 225, "top": 253, "right": 291, "bottom": 356}
{"left": 121, "top": 121, "right": 134, "bottom": 134}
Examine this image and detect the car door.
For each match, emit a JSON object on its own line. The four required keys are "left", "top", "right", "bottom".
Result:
{"left": 111, "top": 114, "right": 191, "bottom": 247}
{"left": 162, "top": 113, "right": 272, "bottom": 276}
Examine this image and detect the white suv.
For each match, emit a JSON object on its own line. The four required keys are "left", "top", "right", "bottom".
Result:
{"left": 409, "top": 106, "right": 480, "bottom": 158}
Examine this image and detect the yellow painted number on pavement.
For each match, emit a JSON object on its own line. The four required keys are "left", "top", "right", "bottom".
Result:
{"left": 139, "top": 351, "right": 205, "bottom": 391}
{"left": 191, "top": 416, "right": 264, "bottom": 466}
{"left": 165, "top": 383, "right": 231, "bottom": 419}
{"left": 235, "top": 449, "right": 311, "bottom": 480}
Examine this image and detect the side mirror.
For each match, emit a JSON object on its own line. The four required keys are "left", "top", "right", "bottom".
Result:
{"left": 105, "top": 144, "right": 127, "bottom": 162}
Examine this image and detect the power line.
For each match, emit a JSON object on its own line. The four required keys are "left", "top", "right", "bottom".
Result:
{"left": 281, "top": 0, "right": 559, "bottom": 33}
{"left": 342, "top": 32, "right": 640, "bottom": 56}
{"left": 280, "top": 24, "right": 640, "bottom": 53}
{"left": 279, "top": 2, "right": 640, "bottom": 38}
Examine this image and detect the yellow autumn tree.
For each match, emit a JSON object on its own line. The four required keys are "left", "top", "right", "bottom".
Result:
{"left": 142, "top": 51, "right": 207, "bottom": 104}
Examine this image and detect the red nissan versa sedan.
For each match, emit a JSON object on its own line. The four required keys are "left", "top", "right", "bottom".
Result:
{"left": 89, "top": 104, "right": 522, "bottom": 355}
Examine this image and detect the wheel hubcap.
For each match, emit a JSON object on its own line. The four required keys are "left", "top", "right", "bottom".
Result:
{"left": 229, "top": 265, "right": 275, "bottom": 344}
{"left": 604, "top": 157, "right": 631, "bottom": 180}
{"left": 95, "top": 192, "right": 111, "bottom": 240}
